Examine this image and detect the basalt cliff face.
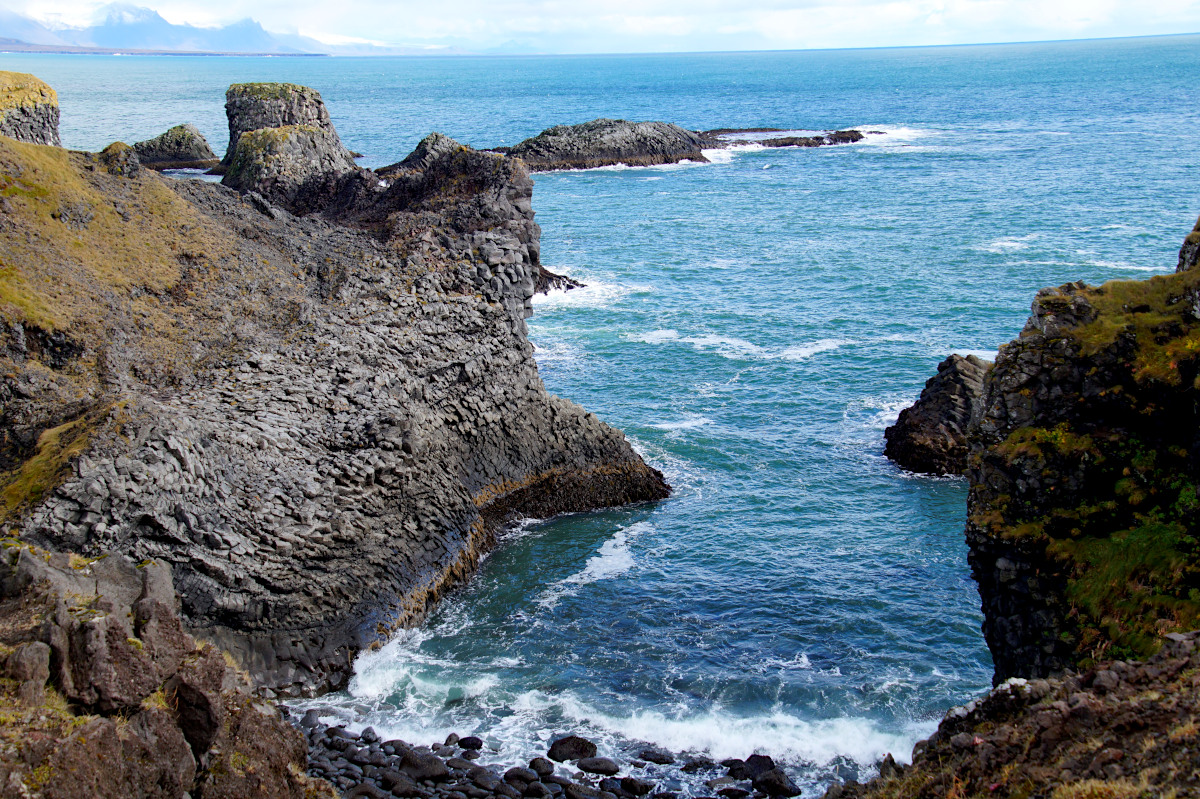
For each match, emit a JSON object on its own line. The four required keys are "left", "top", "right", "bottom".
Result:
{"left": 0, "top": 81, "right": 669, "bottom": 700}
{"left": 0, "top": 72, "right": 60, "bottom": 148}
{"left": 966, "top": 226, "right": 1200, "bottom": 684}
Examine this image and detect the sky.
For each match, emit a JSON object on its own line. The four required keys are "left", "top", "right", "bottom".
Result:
{"left": 14, "top": 0, "right": 1200, "bottom": 53}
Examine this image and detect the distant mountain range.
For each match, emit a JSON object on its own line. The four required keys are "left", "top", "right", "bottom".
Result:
{"left": 0, "top": 4, "right": 479, "bottom": 55}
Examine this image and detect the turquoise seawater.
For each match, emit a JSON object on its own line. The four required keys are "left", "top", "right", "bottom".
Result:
{"left": 8, "top": 34, "right": 1200, "bottom": 792}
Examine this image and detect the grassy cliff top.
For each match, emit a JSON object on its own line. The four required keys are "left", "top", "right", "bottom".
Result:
{"left": 226, "top": 82, "right": 321, "bottom": 102}
{"left": 0, "top": 71, "right": 58, "bottom": 112}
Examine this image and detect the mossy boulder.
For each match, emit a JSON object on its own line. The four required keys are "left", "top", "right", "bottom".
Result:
{"left": 222, "top": 82, "right": 347, "bottom": 166}
{"left": 508, "top": 118, "right": 708, "bottom": 171}
{"left": 133, "top": 124, "right": 218, "bottom": 170}
{"left": 0, "top": 71, "right": 60, "bottom": 148}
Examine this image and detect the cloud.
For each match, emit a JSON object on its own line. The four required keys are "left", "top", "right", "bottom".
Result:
{"left": 14, "top": 0, "right": 1200, "bottom": 52}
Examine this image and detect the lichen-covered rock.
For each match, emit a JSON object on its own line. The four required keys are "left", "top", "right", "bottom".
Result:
{"left": 222, "top": 124, "right": 358, "bottom": 212}
{"left": 0, "top": 70, "right": 60, "bottom": 147}
{"left": 964, "top": 225, "right": 1200, "bottom": 684}
{"left": 508, "top": 119, "right": 708, "bottom": 171}
{"left": 133, "top": 123, "right": 218, "bottom": 170}
{"left": 222, "top": 82, "right": 349, "bottom": 166}
{"left": 0, "top": 544, "right": 335, "bottom": 798}
{"left": 824, "top": 632, "right": 1200, "bottom": 799}
{"left": 884, "top": 354, "right": 991, "bottom": 475}
{"left": 1, "top": 82, "right": 670, "bottom": 698}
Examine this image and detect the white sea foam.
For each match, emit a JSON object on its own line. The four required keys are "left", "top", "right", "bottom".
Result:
{"left": 536, "top": 522, "right": 652, "bottom": 608}
{"left": 978, "top": 233, "right": 1039, "bottom": 253}
{"left": 531, "top": 340, "right": 585, "bottom": 371}
{"left": 648, "top": 414, "right": 713, "bottom": 433}
{"left": 532, "top": 277, "right": 636, "bottom": 309}
{"left": 682, "top": 334, "right": 766, "bottom": 359}
{"left": 950, "top": 349, "right": 999, "bottom": 361}
{"left": 1092, "top": 259, "right": 1170, "bottom": 272}
{"left": 627, "top": 329, "right": 681, "bottom": 344}
{"left": 781, "top": 338, "right": 852, "bottom": 361}
{"left": 853, "top": 125, "right": 939, "bottom": 146}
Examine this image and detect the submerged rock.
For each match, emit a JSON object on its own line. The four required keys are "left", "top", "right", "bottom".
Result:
{"left": 508, "top": 119, "right": 708, "bottom": 171}
{"left": 0, "top": 70, "right": 60, "bottom": 146}
{"left": 133, "top": 123, "right": 219, "bottom": 170}
{"left": 883, "top": 353, "right": 991, "bottom": 475}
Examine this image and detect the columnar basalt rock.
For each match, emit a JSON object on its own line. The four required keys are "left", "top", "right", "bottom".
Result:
{"left": 222, "top": 124, "right": 359, "bottom": 212}
{"left": 1178, "top": 214, "right": 1200, "bottom": 272}
{"left": 221, "top": 82, "right": 351, "bottom": 166}
{"left": 507, "top": 119, "right": 708, "bottom": 171}
{"left": 0, "top": 80, "right": 669, "bottom": 698}
{"left": 0, "top": 70, "right": 61, "bottom": 147}
{"left": 884, "top": 353, "right": 991, "bottom": 475}
{"left": 133, "top": 123, "right": 218, "bottom": 170}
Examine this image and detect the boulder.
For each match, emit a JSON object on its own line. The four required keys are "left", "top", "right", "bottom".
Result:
{"left": 577, "top": 757, "right": 620, "bottom": 776}
{"left": 753, "top": 768, "right": 801, "bottom": 797}
{"left": 0, "top": 70, "right": 60, "bottom": 146}
{"left": 883, "top": 353, "right": 992, "bottom": 475}
{"left": 548, "top": 735, "right": 598, "bottom": 762}
{"left": 133, "top": 124, "right": 219, "bottom": 170}
{"left": 508, "top": 119, "right": 708, "bottom": 171}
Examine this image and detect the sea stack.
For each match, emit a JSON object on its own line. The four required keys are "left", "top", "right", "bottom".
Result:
{"left": 0, "top": 70, "right": 61, "bottom": 147}
{"left": 884, "top": 353, "right": 991, "bottom": 475}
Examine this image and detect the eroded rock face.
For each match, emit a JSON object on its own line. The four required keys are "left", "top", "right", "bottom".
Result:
{"left": 379, "top": 132, "right": 464, "bottom": 175}
{"left": 884, "top": 353, "right": 991, "bottom": 475}
{"left": 222, "top": 82, "right": 349, "bottom": 165}
{"left": 507, "top": 119, "right": 708, "bottom": 171}
{"left": 0, "top": 544, "right": 334, "bottom": 798}
{"left": 0, "top": 70, "right": 61, "bottom": 147}
{"left": 222, "top": 124, "right": 358, "bottom": 212}
{"left": 824, "top": 632, "right": 1200, "bottom": 799}
{"left": 965, "top": 253, "right": 1200, "bottom": 684}
{"left": 1, "top": 81, "right": 669, "bottom": 697}
{"left": 133, "top": 123, "right": 218, "bottom": 170}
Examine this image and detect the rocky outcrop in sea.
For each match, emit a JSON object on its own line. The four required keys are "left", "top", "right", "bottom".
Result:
{"left": 133, "top": 123, "right": 219, "bottom": 170}
{"left": 883, "top": 353, "right": 991, "bottom": 475}
{"left": 505, "top": 119, "right": 708, "bottom": 171}
{"left": 220, "top": 82, "right": 355, "bottom": 169}
{"left": 0, "top": 78, "right": 669, "bottom": 703}
{"left": 0, "top": 70, "right": 60, "bottom": 147}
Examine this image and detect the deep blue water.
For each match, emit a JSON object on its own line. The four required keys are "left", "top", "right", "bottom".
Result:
{"left": 8, "top": 34, "right": 1200, "bottom": 793}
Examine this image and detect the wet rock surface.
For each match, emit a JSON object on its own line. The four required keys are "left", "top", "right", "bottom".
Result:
{"left": 507, "top": 119, "right": 708, "bottom": 171}
{"left": 883, "top": 353, "right": 991, "bottom": 475}
{"left": 301, "top": 724, "right": 806, "bottom": 799}
{"left": 824, "top": 631, "right": 1200, "bottom": 799}
{"left": 0, "top": 543, "right": 335, "bottom": 798}
{"left": 133, "top": 123, "right": 219, "bottom": 170}
{"left": 0, "top": 70, "right": 60, "bottom": 147}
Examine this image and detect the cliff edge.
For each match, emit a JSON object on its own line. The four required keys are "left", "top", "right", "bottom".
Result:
{"left": 0, "top": 80, "right": 669, "bottom": 698}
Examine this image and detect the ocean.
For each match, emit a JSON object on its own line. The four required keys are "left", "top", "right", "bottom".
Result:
{"left": 8, "top": 33, "right": 1200, "bottom": 794}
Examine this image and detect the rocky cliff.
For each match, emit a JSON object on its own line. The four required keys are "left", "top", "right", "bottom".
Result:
{"left": 0, "top": 542, "right": 334, "bottom": 798}
{"left": 965, "top": 219, "right": 1200, "bottom": 683}
{"left": 0, "top": 80, "right": 669, "bottom": 699}
{"left": 0, "top": 71, "right": 60, "bottom": 148}
{"left": 133, "top": 124, "right": 219, "bottom": 171}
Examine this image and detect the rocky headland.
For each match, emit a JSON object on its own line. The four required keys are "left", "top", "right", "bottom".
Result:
{"left": 863, "top": 217, "right": 1200, "bottom": 796}
{"left": 0, "top": 75, "right": 669, "bottom": 710}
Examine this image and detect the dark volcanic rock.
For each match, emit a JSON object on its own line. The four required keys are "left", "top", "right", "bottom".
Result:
{"left": 222, "top": 81, "right": 348, "bottom": 166}
{"left": 883, "top": 353, "right": 992, "bottom": 475}
{"left": 577, "top": 757, "right": 620, "bottom": 776}
{"left": 0, "top": 79, "right": 671, "bottom": 697}
{"left": 0, "top": 543, "right": 334, "bottom": 798}
{"left": 222, "top": 123, "right": 359, "bottom": 213}
{"left": 133, "top": 123, "right": 219, "bottom": 170}
{"left": 508, "top": 119, "right": 707, "bottom": 171}
{"left": 548, "top": 736, "right": 598, "bottom": 762}
{"left": 0, "top": 70, "right": 60, "bottom": 147}
{"left": 761, "top": 130, "right": 863, "bottom": 148}
{"left": 753, "top": 768, "right": 800, "bottom": 797}
{"left": 1178, "top": 214, "right": 1200, "bottom": 272}
{"left": 379, "top": 132, "right": 465, "bottom": 175}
